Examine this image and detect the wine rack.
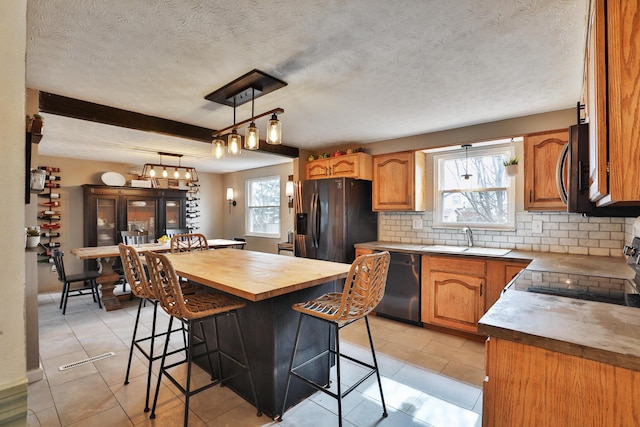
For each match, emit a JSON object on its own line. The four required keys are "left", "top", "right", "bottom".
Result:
{"left": 186, "top": 182, "right": 200, "bottom": 231}
{"left": 37, "top": 166, "right": 61, "bottom": 264}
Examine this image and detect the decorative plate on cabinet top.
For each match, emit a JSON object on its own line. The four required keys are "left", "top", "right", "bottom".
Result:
{"left": 101, "top": 172, "right": 126, "bottom": 187}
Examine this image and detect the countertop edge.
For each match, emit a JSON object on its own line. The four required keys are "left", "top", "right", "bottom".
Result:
{"left": 478, "top": 290, "right": 640, "bottom": 372}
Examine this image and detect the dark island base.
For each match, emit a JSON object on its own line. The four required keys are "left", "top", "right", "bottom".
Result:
{"left": 194, "top": 280, "right": 339, "bottom": 419}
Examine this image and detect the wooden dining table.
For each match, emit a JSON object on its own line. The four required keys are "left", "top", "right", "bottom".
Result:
{"left": 70, "top": 239, "right": 245, "bottom": 311}
{"left": 162, "top": 249, "right": 352, "bottom": 418}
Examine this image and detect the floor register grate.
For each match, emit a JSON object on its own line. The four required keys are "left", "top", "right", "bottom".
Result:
{"left": 58, "top": 352, "right": 115, "bottom": 371}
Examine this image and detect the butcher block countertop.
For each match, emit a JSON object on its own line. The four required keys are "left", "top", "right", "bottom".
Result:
{"left": 164, "top": 249, "right": 351, "bottom": 302}
{"left": 356, "top": 240, "right": 640, "bottom": 370}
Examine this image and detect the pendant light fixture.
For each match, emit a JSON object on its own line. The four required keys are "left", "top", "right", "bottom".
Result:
{"left": 227, "top": 98, "right": 242, "bottom": 155}
{"left": 141, "top": 152, "right": 198, "bottom": 183}
{"left": 206, "top": 70, "right": 287, "bottom": 156}
{"left": 461, "top": 144, "right": 473, "bottom": 181}
{"left": 244, "top": 88, "right": 260, "bottom": 150}
{"left": 266, "top": 112, "right": 282, "bottom": 145}
{"left": 212, "top": 137, "right": 225, "bottom": 159}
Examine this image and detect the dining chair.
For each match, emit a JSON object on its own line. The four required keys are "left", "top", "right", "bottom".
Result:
{"left": 170, "top": 233, "right": 209, "bottom": 253}
{"left": 145, "top": 251, "right": 261, "bottom": 427}
{"left": 121, "top": 231, "right": 150, "bottom": 246}
{"left": 165, "top": 228, "right": 189, "bottom": 238}
{"left": 280, "top": 251, "right": 391, "bottom": 427}
{"left": 118, "top": 243, "right": 186, "bottom": 413}
{"left": 232, "top": 237, "right": 246, "bottom": 249}
{"left": 51, "top": 249, "right": 102, "bottom": 315}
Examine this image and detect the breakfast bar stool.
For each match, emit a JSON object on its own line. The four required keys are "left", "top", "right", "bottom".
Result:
{"left": 118, "top": 243, "right": 186, "bottom": 413}
{"left": 280, "top": 251, "right": 391, "bottom": 427}
{"left": 145, "top": 251, "right": 261, "bottom": 427}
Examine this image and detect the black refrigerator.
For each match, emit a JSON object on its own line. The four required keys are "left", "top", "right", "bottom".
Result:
{"left": 295, "top": 178, "right": 377, "bottom": 263}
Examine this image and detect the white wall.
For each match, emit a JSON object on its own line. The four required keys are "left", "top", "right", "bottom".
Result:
{"left": 0, "top": 0, "right": 28, "bottom": 423}
{"left": 223, "top": 162, "right": 295, "bottom": 253}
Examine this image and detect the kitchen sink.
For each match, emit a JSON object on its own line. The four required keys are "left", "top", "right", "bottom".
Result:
{"left": 421, "top": 245, "right": 511, "bottom": 256}
{"left": 465, "top": 247, "right": 511, "bottom": 256}
{"left": 421, "top": 245, "right": 470, "bottom": 253}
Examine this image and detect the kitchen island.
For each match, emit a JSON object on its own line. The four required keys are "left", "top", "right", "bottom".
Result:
{"left": 162, "top": 249, "right": 352, "bottom": 419}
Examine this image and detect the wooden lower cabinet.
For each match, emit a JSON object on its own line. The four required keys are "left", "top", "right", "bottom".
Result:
{"left": 422, "top": 256, "right": 529, "bottom": 334}
{"left": 484, "top": 336, "right": 640, "bottom": 427}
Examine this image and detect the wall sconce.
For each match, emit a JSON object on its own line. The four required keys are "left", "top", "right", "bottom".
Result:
{"left": 285, "top": 175, "right": 294, "bottom": 213}
{"left": 226, "top": 187, "right": 236, "bottom": 213}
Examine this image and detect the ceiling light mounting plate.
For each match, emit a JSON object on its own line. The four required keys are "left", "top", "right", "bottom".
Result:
{"left": 205, "top": 69, "right": 287, "bottom": 107}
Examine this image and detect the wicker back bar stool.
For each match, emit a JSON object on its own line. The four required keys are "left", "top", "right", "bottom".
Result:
{"left": 145, "top": 251, "right": 261, "bottom": 426}
{"left": 280, "top": 251, "right": 391, "bottom": 426}
{"left": 118, "top": 244, "right": 186, "bottom": 413}
{"left": 170, "top": 233, "right": 209, "bottom": 253}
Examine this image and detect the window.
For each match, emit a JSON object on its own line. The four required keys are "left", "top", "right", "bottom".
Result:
{"left": 433, "top": 145, "right": 515, "bottom": 230}
{"left": 245, "top": 176, "right": 281, "bottom": 237}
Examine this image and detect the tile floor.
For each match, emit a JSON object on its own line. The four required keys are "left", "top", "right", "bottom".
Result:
{"left": 27, "top": 291, "right": 485, "bottom": 426}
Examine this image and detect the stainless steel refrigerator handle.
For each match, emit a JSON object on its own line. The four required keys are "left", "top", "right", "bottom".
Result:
{"left": 556, "top": 142, "right": 569, "bottom": 205}
{"left": 310, "top": 192, "right": 318, "bottom": 247}
{"left": 314, "top": 192, "right": 321, "bottom": 248}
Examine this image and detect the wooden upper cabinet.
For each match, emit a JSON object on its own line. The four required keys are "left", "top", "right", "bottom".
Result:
{"left": 524, "top": 129, "right": 568, "bottom": 210}
{"left": 304, "top": 152, "right": 372, "bottom": 180}
{"left": 372, "top": 151, "right": 426, "bottom": 211}
{"left": 587, "top": 0, "right": 640, "bottom": 205}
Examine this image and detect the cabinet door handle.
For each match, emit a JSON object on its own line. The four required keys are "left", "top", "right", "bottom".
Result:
{"left": 529, "top": 189, "right": 533, "bottom": 203}
{"left": 480, "top": 283, "right": 483, "bottom": 297}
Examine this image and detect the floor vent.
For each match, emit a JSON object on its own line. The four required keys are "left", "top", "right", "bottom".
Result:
{"left": 58, "top": 352, "right": 115, "bottom": 371}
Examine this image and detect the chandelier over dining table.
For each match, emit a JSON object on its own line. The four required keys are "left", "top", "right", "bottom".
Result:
{"left": 206, "top": 69, "right": 287, "bottom": 159}
{"left": 141, "top": 152, "right": 198, "bottom": 182}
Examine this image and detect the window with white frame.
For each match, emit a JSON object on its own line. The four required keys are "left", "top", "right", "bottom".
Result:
{"left": 432, "top": 144, "right": 516, "bottom": 230}
{"left": 245, "top": 176, "right": 281, "bottom": 238}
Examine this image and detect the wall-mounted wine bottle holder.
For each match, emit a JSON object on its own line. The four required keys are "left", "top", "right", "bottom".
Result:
{"left": 37, "top": 166, "right": 61, "bottom": 264}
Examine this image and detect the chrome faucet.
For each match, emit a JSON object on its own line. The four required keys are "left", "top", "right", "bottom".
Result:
{"left": 462, "top": 226, "right": 473, "bottom": 247}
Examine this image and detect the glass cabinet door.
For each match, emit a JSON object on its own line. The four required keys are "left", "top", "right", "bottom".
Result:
{"left": 165, "top": 199, "right": 182, "bottom": 230}
{"left": 126, "top": 198, "right": 157, "bottom": 241}
{"left": 96, "top": 197, "right": 117, "bottom": 246}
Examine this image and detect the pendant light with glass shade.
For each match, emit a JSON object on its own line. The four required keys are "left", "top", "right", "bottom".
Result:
{"left": 244, "top": 88, "right": 260, "bottom": 150}
{"left": 228, "top": 98, "right": 242, "bottom": 155}
{"left": 212, "top": 136, "right": 225, "bottom": 159}
{"left": 266, "top": 112, "right": 282, "bottom": 145}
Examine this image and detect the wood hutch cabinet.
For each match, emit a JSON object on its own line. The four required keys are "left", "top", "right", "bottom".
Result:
{"left": 523, "top": 129, "right": 568, "bottom": 210}
{"left": 82, "top": 185, "right": 187, "bottom": 248}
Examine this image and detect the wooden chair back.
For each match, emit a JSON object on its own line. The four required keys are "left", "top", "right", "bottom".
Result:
{"left": 303, "top": 251, "right": 390, "bottom": 323}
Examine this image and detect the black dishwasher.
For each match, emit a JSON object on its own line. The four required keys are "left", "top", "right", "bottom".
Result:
{"left": 375, "top": 251, "right": 421, "bottom": 325}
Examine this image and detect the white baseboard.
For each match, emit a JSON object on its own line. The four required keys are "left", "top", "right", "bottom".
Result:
{"left": 0, "top": 378, "right": 27, "bottom": 425}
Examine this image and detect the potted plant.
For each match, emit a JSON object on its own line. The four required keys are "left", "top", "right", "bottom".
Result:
{"left": 503, "top": 156, "right": 519, "bottom": 177}
{"left": 26, "top": 228, "right": 40, "bottom": 248}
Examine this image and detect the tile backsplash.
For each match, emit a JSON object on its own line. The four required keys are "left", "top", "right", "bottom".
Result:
{"left": 378, "top": 211, "right": 638, "bottom": 258}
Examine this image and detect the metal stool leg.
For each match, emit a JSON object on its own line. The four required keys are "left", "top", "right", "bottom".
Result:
{"left": 365, "top": 316, "right": 387, "bottom": 418}
{"left": 150, "top": 316, "right": 173, "bottom": 420}
{"left": 335, "top": 323, "right": 343, "bottom": 427}
{"left": 124, "top": 298, "right": 143, "bottom": 385}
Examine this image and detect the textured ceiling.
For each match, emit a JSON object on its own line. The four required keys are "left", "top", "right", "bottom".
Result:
{"left": 26, "top": 0, "right": 589, "bottom": 174}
